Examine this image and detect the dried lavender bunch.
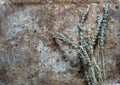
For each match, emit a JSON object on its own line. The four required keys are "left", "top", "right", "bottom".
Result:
{"left": 54, "top": 3, "right": 109, "bottom": 85}
{"left": 74, "top": 6, "right": 94, "bottom": 72}
{"left": 55, "top": 32, "right": 97, "bottom": 85}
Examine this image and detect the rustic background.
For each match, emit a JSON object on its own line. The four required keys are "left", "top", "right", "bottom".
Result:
{"left": 0, "top": 0, "right": 120, "bottom": 85}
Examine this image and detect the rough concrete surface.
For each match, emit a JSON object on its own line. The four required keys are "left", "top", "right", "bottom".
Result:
{"left": 0, "top": 0, "right": 120, "bottom": 85}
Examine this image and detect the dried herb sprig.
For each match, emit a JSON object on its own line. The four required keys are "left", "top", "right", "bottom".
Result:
{"left": 78, "top": 5, "right": 91, "bottom": 45}
{"left": 98, "top": 3, "right": 110, "bottom": 84}
{"left": 77, "top": 6, "right": 92, "bottom": 55}
{"left": 87, "top": 24, "right": 92, "bottom": 49}
{"left": 54, "top": 32, "right": 78, "bottom": 49}
{"left": 93, "top": 8, "right": 103, "bottom": 47}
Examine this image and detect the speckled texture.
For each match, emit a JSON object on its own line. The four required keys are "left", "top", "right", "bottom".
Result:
{"left": 0, "top": 0, "right": 120, "bottom": 85}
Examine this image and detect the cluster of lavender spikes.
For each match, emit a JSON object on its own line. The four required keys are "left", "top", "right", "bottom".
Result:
{"left": 54, "top": 3, "right": 110, "bottom": 85}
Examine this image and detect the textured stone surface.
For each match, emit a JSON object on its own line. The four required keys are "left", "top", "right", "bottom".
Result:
{"left": 0, "top": 0, "right": 120, "bottom": 85}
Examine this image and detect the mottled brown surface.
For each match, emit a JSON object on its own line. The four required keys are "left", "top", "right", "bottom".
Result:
{"left": 0, "top": 0, "right": 120, "bottom": 85}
